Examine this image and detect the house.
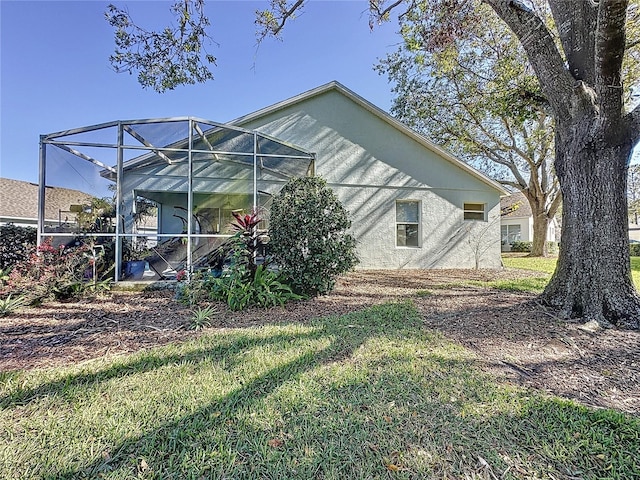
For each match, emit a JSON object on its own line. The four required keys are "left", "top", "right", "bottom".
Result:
{"left": 500, "top": 191, "right": 559, "bottom": 251}
{"left": 38, "top": 81, "right": 507, "bottom": 279}
{"left": 228, "top": 82, "right": 507, "bottom": 269}
{"left": 0, "top": 177, "right": 94, "bottom": 228}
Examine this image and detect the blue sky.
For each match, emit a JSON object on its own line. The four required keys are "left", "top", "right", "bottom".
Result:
{"left": 2, "top": 1, "right": 637, "bottom": 186}
{"left": 1, "top": 0, "right": 401, "bottom": 183}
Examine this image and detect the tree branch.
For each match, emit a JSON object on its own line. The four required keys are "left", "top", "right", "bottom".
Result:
{"left": 369, "top": 0, "right": 406, "bottom": 25}
{"left": 499, "top": 180, "right": 524, "bottom": 190}
{"left": 473, "top": 142, "right": 529, "bottom": 188}
{"left": 255, "top": 0, "right": 305, "bottom": 42}
{"left": 595, "top": 0, "right": 629, "bottom": 121}
{"left": 628, "top": 38, "right": 640, "bottom": 50}
{"left": 547, "top": 187, "right": 563, "bottom": 219}
{"left": 547, "top": 0, "right": 597, "bottom": 83}
{"left": 482, "top": 0, "right": 575, "bottom": 119}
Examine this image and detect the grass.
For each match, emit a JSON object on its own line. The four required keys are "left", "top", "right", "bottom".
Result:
{"left": 1, "top": 302, "right": 639, "bottom": 479}
{"left": 500, "top": 255, "right": 640, "bottom": 292}
{"left": 501, "top": 255, "right": 558, "bottom": 275}
{"left": 467, "top": 276, "right": 551, "bottom": 293}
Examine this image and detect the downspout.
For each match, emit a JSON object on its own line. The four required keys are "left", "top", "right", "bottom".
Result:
{"left": 309, "top": 154, "right": 316, "bottom": 177}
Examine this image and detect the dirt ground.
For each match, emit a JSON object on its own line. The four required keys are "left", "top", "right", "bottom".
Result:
{"left": 1, "top": 269, "right": 638, "bottom": 415}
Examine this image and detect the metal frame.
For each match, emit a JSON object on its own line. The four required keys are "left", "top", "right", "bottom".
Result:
{"left": 38, "top": 117, "right": 315, "bottom": 282}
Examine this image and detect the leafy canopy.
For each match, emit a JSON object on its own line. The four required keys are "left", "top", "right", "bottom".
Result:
{"left": 105, "top": 0, "right": 216, "bottom": 92}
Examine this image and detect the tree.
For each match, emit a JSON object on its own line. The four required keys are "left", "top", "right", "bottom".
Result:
{"left": 377, "top": 1, "right": 561, "bottom": 256}
{"left": 477, "top": 0, "right": 640, "bottom": 328}
{"left": 106, "top": 0, "right": 640, "bottom": 327}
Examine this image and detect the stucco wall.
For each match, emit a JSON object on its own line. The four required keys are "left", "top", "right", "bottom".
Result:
{"left": 236, "top": 88, "right": 503, "bottom": 269}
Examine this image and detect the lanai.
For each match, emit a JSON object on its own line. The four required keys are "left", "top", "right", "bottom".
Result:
{"left": 39, "top": 117, "right": 315, "bottom": 281}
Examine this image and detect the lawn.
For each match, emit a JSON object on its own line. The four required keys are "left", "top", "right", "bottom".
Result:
{"left": 501, "top": 255, "right": 559, "bottom": 275}
{"left": 500, "top": 254, "right": 640, "bottom": 292}
{"left": 1, "top": 302, "right": 639, "bottom": 479}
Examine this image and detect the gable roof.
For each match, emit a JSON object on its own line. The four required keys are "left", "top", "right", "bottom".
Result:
{"left": 229, "top": 81, "right": 508, "bottom": 195}
{"left": 0, "top": 177, "right": 94, "bottom": 222}
{"left": 500, "top": 191, "right": 532, "bottom": 218}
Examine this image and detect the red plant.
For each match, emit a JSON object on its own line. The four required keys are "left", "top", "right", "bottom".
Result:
{"left": 224, "top": 210, "right": 267, "bottom": 281}
{"left": 230, "top": 210, "right": 260, "bottom": 234}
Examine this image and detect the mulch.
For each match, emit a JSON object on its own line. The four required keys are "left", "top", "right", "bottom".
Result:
{"left": 1, "top": 269, "right": 638, "bottom": 415}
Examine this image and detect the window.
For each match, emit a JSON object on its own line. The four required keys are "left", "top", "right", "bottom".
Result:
{"left": 463, "top": 203, "right": 486, "bottom": 221}
{"left": 501, "top": 224, "right": 521, "bottom": 246}
{"left": 396, "top": 200, "right": 420, "bottom": 247}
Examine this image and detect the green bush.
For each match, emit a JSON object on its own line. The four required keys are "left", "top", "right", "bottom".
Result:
{"left": 510, "top": 241, "right": 532, "bottom": 252}
{"left": 630, "top": 243, "right": 640, "bottom": 256}
{"left": 269, "top": 176, "right": 358, "bottom": 296}
{"left": 510, "top": 241, "right": 559, "bottom": 254}
{"left": 0, "top": 224, "right": 37, "bottom": 271}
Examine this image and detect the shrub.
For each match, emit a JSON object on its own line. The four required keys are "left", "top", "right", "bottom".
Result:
{"left": 1, "top": 238, "right": 110, "bottom": 303}
{"left": 510, "top": 241, "right": 559, "bottom": 254}
{"left": 176, "top": 211, "right": 301, "bottom": 310}
{"left": 630, "top": 243, "right": 640, "bottom": 256}
{"left": 269, "top": 176, "right": 358, "bottom": 296}
{"left": 548, "top": 241, "right": 560, "bottom": 254}
{"left": 510, "top": 241, "right": 532, "bottom": 252}
{"left": 0, "top": 225, "right": 37, "bottom": 271}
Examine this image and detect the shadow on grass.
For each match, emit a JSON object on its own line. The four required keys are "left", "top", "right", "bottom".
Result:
{"left": 0, "top": 301, "right": 425, "bottom": 410}
{"left": 4, "top": 301, "right": 640, "bottom": 479}
{"left": 0, "top": 328, "right": 327, "bottom": 409}
{"left": 37, "top": 302, "right": 423, "bottom": 478}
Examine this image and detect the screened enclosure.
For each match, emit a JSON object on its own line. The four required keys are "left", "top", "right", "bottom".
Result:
{"left": 39, "top": 117, "right": 315, "bottom": 281}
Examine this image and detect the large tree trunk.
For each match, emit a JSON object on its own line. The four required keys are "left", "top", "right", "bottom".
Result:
{"left": 528, "top": 190, "right": 556, "bottom": 257}
{"left": 530, "top": 211, "right": 551, "bottom": 257}
{"left": 542, "top": 122, "right": 640, "bottom": 328}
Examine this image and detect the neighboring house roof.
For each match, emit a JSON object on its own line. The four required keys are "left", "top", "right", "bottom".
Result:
{"left": 229, "top": 81, "right": 509, "bottom": 196}
{"left": 0, "top": 177, "right": 94, "bottom": 222}
{"left": 501, "top": 191, "right": 532, "bottom": 218}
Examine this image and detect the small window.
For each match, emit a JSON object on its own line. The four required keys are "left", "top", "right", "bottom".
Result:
{"left": 464, "top": 203, "right": 486, "bottom": 221}
{"left": 396, "top": 200, "right": 420, "bottom": 247}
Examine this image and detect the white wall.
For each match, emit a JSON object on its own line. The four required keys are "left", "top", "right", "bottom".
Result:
{"left": 501, "top": 215, "right": 558, "bottom": 252}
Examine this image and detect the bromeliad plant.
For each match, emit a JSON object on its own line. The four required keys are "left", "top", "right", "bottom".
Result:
{"left": 0, "top": 294, "right": 28, "bottom": 317}
{"left": 176, "top": 210, "right": 301, "bottom": 311}
{"left": 228, "top": 210, "right": 263, "bottom": 282}
{"left": 206, "top": 263, "right": 300, "bottom": 311}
